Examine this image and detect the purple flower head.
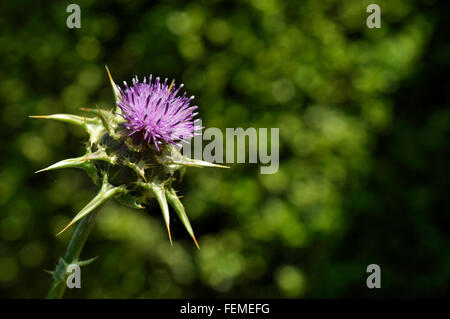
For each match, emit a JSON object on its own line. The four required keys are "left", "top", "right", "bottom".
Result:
{"left": 117, "top": 75, "right": 200, "bottom": 151}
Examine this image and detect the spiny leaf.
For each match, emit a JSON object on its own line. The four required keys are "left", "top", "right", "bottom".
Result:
{"left": 105, "top": 65, "right": 122, "bottom": 108}
{"left": 166, "top": 187, "right": 199, "bottom": 249}
{"left": 139, "top": 181, "right": 173, "bottom": 246}
{"left": 168, "top": 145, "right": 229, "bottom": 168}
{"left": 57, "top": 174, "right": 126, "bottom": 236}
{"left": 35, "top": 155, "right": 98, "bottom": 183}
{"left": 158, "top": 145, "right": 229, "bottom": 169}
{"left": 35, "top": 156, "right": 89, "bottom": 173}
{"left": 35, "top": 149, "right": 118, "bottom": 183}
{"left": 175, "top": 158, "right": 230, "bottom": 169}
{"left": 29, "top": 114, "right": 96, "bottom": 127}
{"left": 30, "top": 113, "right": 105, "bottom": 145}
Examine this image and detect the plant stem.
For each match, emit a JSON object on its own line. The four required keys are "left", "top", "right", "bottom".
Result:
{"left": 46, "top": 210, "right": 99, "bottom": 299}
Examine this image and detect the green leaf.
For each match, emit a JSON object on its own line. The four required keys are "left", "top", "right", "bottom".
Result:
{"left": 35, "top": 155, "right": 99, "bottom": 183}
{"left": 29, "top": 114, "right": 96, "bottom": 127}
{"left": 57, "top": 174, "right": 125, "bottom": 235}
{"left": 105, "top": 65, "right": 123, "bottom": 110}
{"left": 30, "top": 113, "right": 105, "bottom": 145}
{"left": 139, "top": 180, "right": 173, "bottom": 245}
{"left": 35, "top": 149, "right": 118, "bottom": 184}
{"left": 176, "top": 158, "right": 230, "bottom": 169}
{"left": 166, "top": 187, "right": 199, "bottom": 249}
{"left": 36, "top": 156, "right": 89, "bottom": 173}
{"left": 159, "top": 145, "right": 229, "bottom": 169}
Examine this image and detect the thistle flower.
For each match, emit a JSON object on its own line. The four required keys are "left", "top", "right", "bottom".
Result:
{"left": 118, "top": 76, "right": 200, "bottom": 151}
{"left": 32, "top": 67, "right": 228, "bottom": 298}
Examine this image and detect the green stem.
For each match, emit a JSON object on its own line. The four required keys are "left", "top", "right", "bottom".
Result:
{"left": 46, "top": 210, "right": 99, "bottom": 299}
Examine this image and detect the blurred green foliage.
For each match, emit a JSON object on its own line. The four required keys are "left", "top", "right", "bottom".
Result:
{"left": 0, "top": 0, "right": 448, "bottom": 298}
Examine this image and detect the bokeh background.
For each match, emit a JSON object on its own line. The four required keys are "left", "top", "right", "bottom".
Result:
{"left": 0, "top": 0, "right": 449, "bottom": 298}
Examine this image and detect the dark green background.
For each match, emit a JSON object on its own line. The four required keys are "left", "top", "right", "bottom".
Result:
{"left": 0, "top": 0, "right": 448, "bottom": 298}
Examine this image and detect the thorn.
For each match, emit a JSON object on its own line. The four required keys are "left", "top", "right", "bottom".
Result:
{"left": 43, "top": 269, "right": 53, "bottom": 275}
{"left": 135, "top": 165, "right": 147, "bottom": 181}
{"left": 56, "top": 222, "right": 73, "bottom": 236}
{"left": 29, "top": 115, "right": 50, "bottom": 119}
{"left": 191, "top": 235, "right": 200, "bottom": 250}
{"left": 166, "top": 225, "right": 173, "bottom": 246}
{"left": 127, "top": 162, "right": 147, "bottom": 181}
{"left": 105, "top": 65, "right": 114, "bottom": 85}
